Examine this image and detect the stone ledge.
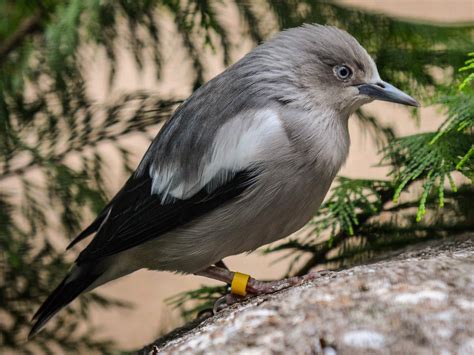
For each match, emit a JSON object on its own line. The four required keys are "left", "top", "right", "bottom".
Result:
{"left": 139, "top": 235, "right": 474, "bottom": 354}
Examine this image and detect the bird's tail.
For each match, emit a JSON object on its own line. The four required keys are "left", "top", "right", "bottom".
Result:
{"left": 29, "top": 262, "right": 101, "bottom": 339}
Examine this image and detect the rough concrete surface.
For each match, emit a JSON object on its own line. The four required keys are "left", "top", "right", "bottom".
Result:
{"left": 139, "top": 235, "right": 474, "bottom": 354}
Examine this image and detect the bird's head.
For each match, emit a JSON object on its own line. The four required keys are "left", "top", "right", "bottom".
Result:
{"left": 260, "top": 24, "right": 419, "bottom": 115}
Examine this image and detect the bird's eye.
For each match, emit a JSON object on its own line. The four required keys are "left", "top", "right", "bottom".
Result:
{"left": 334, "top": 65, "right": 353, "bottom": 80}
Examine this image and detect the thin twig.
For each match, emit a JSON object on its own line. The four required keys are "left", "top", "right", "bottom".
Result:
{"left": 294, "top": 189, "right": 394, "bottom": 276}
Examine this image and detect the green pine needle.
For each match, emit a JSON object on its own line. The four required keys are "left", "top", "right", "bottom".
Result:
{"left": 385, "top": 132, "right": 472, "bottom": 219}
{"left": 311, "top": 177, "right": 391, "bottom": 237}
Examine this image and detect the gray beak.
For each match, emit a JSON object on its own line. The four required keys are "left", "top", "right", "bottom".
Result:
{"left": 357, "top": 81, "right": 419, "bottom": 107}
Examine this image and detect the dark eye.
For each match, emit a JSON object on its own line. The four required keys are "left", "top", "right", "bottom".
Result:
{"left": 335, "top": 65, "right": 353, "bottom": 80}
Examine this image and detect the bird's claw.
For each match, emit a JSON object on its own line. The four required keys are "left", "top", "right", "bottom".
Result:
{"left": 212, "top": 293, "right": 246, "bottom": 314}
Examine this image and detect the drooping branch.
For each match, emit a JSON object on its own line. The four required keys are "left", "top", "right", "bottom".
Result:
{"left": 294, "top": 188, "right": 396, "bottom": 276}
{"left": 0, "top": 98, "right": 181, "bottom": 181}
{"left": 0, "top": 11, "right": 44, "bottom": 65}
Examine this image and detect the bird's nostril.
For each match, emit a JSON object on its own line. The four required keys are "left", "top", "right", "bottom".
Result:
{"left": 375, "top": 82, "right": 386, "bottom": 89}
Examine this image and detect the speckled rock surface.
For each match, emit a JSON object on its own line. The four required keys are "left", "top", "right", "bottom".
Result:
{"left": 139, "top": 235, "right": 474, "bottom": 355}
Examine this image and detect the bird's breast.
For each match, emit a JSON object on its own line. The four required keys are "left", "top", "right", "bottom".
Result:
{"left": 283, "top": 111, "right": 350, "bottom": 180}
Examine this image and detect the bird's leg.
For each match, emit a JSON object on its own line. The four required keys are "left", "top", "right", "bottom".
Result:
{"left": 196, "top": 266, "right": 317, "bottom": 294}
{"left": 195, "top": 266, "right": 318, "bottom": 312}
{"left": 194, "top": 266, "right": 236, "bottom": 313}
{"left": 196, "top": 265, "right": 234, "bottom": 283}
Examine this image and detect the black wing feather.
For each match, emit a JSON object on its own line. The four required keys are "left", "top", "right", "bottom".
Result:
{"left": 76, "top": 169, "right": 257, "bottom": 264}
{"left": 66, "top": 174, "right": 151, "bottom": 250}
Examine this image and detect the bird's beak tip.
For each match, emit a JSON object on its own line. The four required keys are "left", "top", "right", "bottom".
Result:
{"left": 411, "top": 99, "right": 421, "bottom": 108}
{"left": 358, "top": 81, "right": 420, "bottom": 108}
{"left": 401, "top": 96, "right": 420, "bottom": 108}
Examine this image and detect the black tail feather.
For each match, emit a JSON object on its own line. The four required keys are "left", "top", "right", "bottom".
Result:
{"left": 29, "top": 263, "right": 101, "bottom": 338}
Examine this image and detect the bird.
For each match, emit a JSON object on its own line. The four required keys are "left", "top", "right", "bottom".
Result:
{"left": 29, "top": 24, "right": 418, "bottom": 337}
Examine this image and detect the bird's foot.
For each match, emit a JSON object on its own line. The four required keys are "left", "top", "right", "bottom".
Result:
{"left": 213, "top": 293, "right": 243, "bottom": 313}
{"left": 196, "top": 266, "right": 318, "bottom": 314}
{"left": 245, "top": 273, "right": 317, "bottom": 295}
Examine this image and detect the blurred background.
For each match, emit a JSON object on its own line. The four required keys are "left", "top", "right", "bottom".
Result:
{"left": 1, "top": 0, "right": 473, "bottom": 353}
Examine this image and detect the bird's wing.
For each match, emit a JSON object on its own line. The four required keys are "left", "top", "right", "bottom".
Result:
{"left": 66, "top": 170, "right": 157, "bottom": 250}
{"left": 74, "top": 106, "right": 286, "bottom": 264}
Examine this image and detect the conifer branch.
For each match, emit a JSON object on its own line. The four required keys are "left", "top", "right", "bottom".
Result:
{"left": 0, "top": 11, "right": 43, "bottom": 64}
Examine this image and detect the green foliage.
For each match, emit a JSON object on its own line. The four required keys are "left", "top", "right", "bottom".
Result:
{"left": 385, "top": 132, "right": 472, "bottom": 220}
{"left": 338, "top": 184, "right": 474, "bottom": 263}
{"left": 459, "top": 52, "right": 474, "bottom": 91}
{"left": 383, "top": 53, "right": 474, "bottom": 220}
{"left": 0, "top": 193, "right": 129, "bottom": 352}
{"left": 1, "top": 0, "right": 473, "bottom": 349}
{"left": 311, "top": 178, "right": 392, "bottom": 236}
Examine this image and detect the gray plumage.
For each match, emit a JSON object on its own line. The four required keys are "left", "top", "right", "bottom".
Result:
{"left": 30, "top": 24, "right": 418, "bottom": 337}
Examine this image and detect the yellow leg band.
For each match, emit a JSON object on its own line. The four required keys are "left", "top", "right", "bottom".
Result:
{"left": 231, "top": 272, "right": 250, "bottom": 297}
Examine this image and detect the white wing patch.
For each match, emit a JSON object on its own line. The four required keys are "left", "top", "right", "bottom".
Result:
{"left": 150, "top": 109, "right": 284, "bottom": 201}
